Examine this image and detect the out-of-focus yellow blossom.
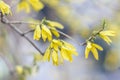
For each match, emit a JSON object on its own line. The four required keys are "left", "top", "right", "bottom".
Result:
{"left": 104, "top": 50, "right": 120, "bottom": 71}
{"left": 33, "top": 25, "right": 41, "bottom": 40}
{"left": 17, "top": 0, "right": 44, "bottom": 13}
{"left": 28, "top": 0, "right": 44, "bottom": 11}
{"left": 16, "top": 65, "right": 23, "bottom": 75}
{"left": 17, "top": 0, "right": 30, "bottom": 13}
{"left": 99, "top": 31, "right": 115, "bottom": 45}
{"left": 0, "top": 1, "right": 12, "bottom": 15}
{"left": 85, "top": 41, "right": 103, "bottom": 60}
{"left": 41, "top": 24, "right": 52, "bottom": 42}
{"left": 30, "top": 65, "right": 39, "bottom": 75}
{"left": 43, "top": 39, "right": 78, "bottom": 65}
{"left": 16, "top": 65, "right": 38, "bottom": 80}
{"left": 34, "top": 53, "right": 43, "bottom": 62}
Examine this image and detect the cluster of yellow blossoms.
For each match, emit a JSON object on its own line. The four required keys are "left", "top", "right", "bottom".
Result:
{"left": 0, "top": 0, "right": 12, "bottom": 15}
{"left": 33, "top": 19, "right": 78, "bottom": 65}
{"left": 33, "top": 20, "right": 64, "bottom": 41}
{"left": 17, "top": 0, "right": 44, "bottom": 13}
{"left": 16, "top": 65, "right": 38, "bottom": 80}
{"left": 85, "top": 41, "right": 103, "bottom": 60}
{"left": 43, "top": 39, "right": 78, "bottom": 65}
{"left": 85, "top": 30, "right": 115, "bottom": 60}
{"left": 99, "top": 31, "right": 115, "bottom": 44}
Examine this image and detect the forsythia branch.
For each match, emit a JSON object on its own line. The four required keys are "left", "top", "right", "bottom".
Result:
{"left": 0, "top": 13, "right": 44, "bottom": 55}
{"left": 0, "top": 17, "right": 85, "bottom": 46}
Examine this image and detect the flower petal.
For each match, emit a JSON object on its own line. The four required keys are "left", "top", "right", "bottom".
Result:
{"left": 51, "top": 28, "right": 60, "bottom": 37}
{"left": 99, "top": 35, "right": 112, "bottom": 45}
{"left": 85, "top": 47, "right": 90, "bottom": 59}
{"left": 92, "top": 43, "right": 103, "bottom": 51}
{"left": 46, "top": 20, "right": 64, "bottom": 29}
{"left": 51, "top": 50, "right": 58, "bottom": 66}
{"left": 91, "top": 47, "right": 99, "bottom": 60}
{"left": 62, "top": 40, "right": 76, "bottom": 51}
{"left": 43, "top": 48, "right": 51, "bottom": 61}
{"left": 100, "top": 31, "right": 115, "bottom": 36}
{"left": 60, "top": 47, "right": 73, "bottom": 62}
{"left": 42, "top": 25, "right": 52, "bottom": 42}
{"left": 33, "top": 25, "right": 41, "bottom": 40}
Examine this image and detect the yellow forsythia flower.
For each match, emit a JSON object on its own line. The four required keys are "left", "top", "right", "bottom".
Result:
{"left": 50, "top": 27, "right": 60, "bottom": 37}
{"left": 0, "top": 1, "right": 12, "bottom": 15}
{"left": 17, "top": 0, "right": 30, "bottom": 13}
{"left": 46, "top": 20, "right": 64, "bottom": 29}
{"left": 51, "top": 50, "right": 58, "bottom": 65}
{"left": 61, "top": 46, "right": 75, "bottom": 62}
{"left": 60, "top": 40, "right": 78, "bottom": 62}
{"left": 43, "top": 39, "right": 78, "bottom": 65}
{"left": 62, "top": 40, "right": 77, "bottom": 51}
{"left": 85, "top": 41, "right": 103, "bottom": 60}
{"left": 50, "top": 39, "right": 62, "bottom": 51}
{"left": 16, "top": 65, "right": 23, "bottom": 75}
{"left": 33, "top": 25, "right": 41, "bottom": 40}
{"left": 43, "top": 48, "right": 51, "bottom": 61}
{"left": 41, "top": 24, "right": 52, "bottom": 42}
{"left": 28, "top": 0, "right": 44, "bottom": 11}
{"left": 99, "top": 30, "right": 115, "bottom": 45}
{"left": 45, "top": 20, "right": 64, "bottom": 38}
{"left": 33, "top": 19, "right": 64, "bottom": 42}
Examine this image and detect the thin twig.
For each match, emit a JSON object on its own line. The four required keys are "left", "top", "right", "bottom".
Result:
{"left": 5, "top": 17, "right": 46, "bottom": 25}
{"left": 21, "top": 27, "right": 85, "bottom": 46}
{"left": 4, "top": 21, "right": 40, "bottom": 25}
{"left": 23, "top": 29, "right": 34, "bottom": 34}
{"left": 57, "top": 30, "right": 84, "bottom": 46}
{"left": 87, "top": 22, "right": 105, "bottom": 42}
